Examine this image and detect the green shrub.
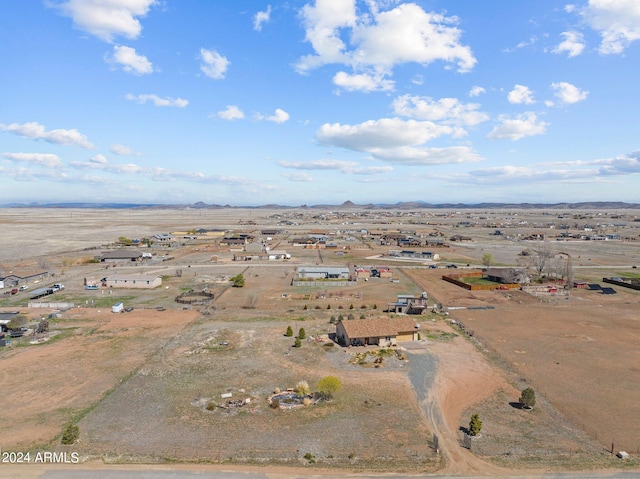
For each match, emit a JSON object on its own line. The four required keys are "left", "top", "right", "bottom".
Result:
{"left": 285, "top": 325, "right": 293, "bottom": 337}
{"left": 61, "top": 424, "right": 79, "bottom": 445}
{"left": 294, "top": 338, "right": 302, "bottom": 348}
{"left": 468, "top": 413, "right": 482, "bottom": 436}
{"left": 298, "top": 327, "right": 306, "bottom": 339}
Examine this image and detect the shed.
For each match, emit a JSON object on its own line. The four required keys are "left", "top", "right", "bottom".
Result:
{"left": 112, "top": 302, "right": 124, "bottom": 313}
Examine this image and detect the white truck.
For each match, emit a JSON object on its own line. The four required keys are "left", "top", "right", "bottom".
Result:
{"left": 52, "top": 283, "right": 65, "bottom": 292}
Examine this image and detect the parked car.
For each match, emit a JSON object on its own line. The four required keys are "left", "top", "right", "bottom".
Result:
{"left": 85, "top": 284, "right": 99, "bottom": 290}
{"left": 10, "top": 288, "right": 18, "bottom": 295}
{"left": 19, "top": 285, "right": 28, "bottom": 291}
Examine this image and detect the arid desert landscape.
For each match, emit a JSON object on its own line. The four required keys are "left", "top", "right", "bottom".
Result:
{"left": 1, "top": 206, "right": 640, "bottom": 476}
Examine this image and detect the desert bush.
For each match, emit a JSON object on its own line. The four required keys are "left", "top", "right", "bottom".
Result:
{"left": 316, "top": 376, "right": 342, "bottom": 399}
{"left": 295, "top": 380, "right": 310, "bottom": 396}
{"left": 519, "top": 387, "right": 536, "bottom": 409}
{"left": 285, "top": 325, "right": 293, "bottom": 337}
{"left": 206, "top": 401, "right": 216, "bottom": 411}
{"left": 61, "top": 424, "right": 79, "bottom": 445}
{"left": 298, "top": 327, "right": 306, "bottom": 339}
{"left": 270, "top": 398, "right": 280, "bottom": 409}
{"left": 294, "top": 338, "right": 302, "bottom": 348}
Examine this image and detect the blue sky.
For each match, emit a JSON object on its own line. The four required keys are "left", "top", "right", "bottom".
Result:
{"left": 1, "top": 0, "right": 639, "bottom": 206}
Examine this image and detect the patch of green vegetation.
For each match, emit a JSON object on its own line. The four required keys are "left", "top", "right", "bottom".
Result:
{"left": 616, "top": 272, "right": 640, "bottom": 279}
{"left": 87, "top": 296, "right": 136, "bottom": 308}
{"left": 463, "top": 277, "right": 500, "bottom": 286}
{"left": 426, "top": 331, "right": 458, "bottom": 341}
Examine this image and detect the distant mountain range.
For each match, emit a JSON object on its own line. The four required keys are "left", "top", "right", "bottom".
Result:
{"left": 2, "top": 200, "right": 640, "bottom": 210}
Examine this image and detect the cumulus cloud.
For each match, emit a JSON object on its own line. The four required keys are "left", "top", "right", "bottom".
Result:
{"left": 550, "top": 81, "right": 589, "bottom": 104}
{"left": 553, "top": 31, "right": 586, "bottom": 57}
{"left": 3, "top": 152, "right": 63, "bottom": 168}
{"left": 392, "top": 95, "right": 489, "bottom": 127}
{"left": 108, "top": 45, "right": 153, "bottom": 74}
{"left": 217, "top": 105, "right": 245, "bottom": 120}
{"left": 333, "top": 71, "right": 394, "bottom": 92}
{"left": 469, "top": 86, "right": 486, "bottom": 97}
{"left": 256, "top": 108, "right": 290, "bottom": 123}
{"left": 507, "top": 84, "right": 535, "bottom": 104}
{"left": 582, "top": 0, "right": 640, "bottom": 54}
{"left": 278, "top": 159, "right": 393, "bottom": 174}
{"left": 200, "top": 48, "right": 229, "bottom": 79}
{"left": 126, "top": 93, "right": 188, "bottom": 107}
{"left": 51, "top": 0, "right": 157, "bottom": 42}
{"left": 487, "top": 112, "right": 548, "bottom": 141}
{"left": 296, "top": 1, "right": 475, "bottom": 91}
{"left": 110, "top": 144, "right": 138, "bottom": 155}
{"left": 316, "top": 117, "right": 482, "bottom": 165}
{"left": 254, "top": 5, "right": 271, "bottom": 31}
{"left": 0, "top": 121, "right": 94, "bottom": 149}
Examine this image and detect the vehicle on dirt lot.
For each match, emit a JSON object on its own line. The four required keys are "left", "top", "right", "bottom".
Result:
{"left": 10, "top": 288, "right": 18, "bottom": 295}
{"left": 19, "top": 285, "right": 28, "bottom": 291}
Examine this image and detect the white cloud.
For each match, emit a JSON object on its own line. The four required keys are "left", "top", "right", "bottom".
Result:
{"left": 0, "top": 121, "right": 94, "bottom": 149}
{"left": 110, "top": 144, "right": 137, "bottom": 155}
{"left": 508, "top": 84, "right": 535, "bottom": 104}
{"left": 551, "top": 81, "right": 589, "bottom": 104}
{"left": 469, "top": 86, "right": 485, "bottom": 97}
{"left": 296, "top": 1, "right": 475, "bottom": 89}
{"left": 254, "top": 5, "right": 271, "bottom": 31}
{"left": 199, "top": 48, "right": 230, "bottom": 79}
{"left": 487, "top": 112, "right": 548, "bottom": 141}
{"left": 256, "top": 108, "right": 290, "bottom": 123}
{"left": 553, "top": 31, "right": 586, "bottom": 57}
{"left": 126, "top": 94, "right": 188, "bottom": 107}
{"left": 52, "top": 0, "right": 157, "bottom": 42}
{"left": 315, "top": 117, "right": 481, "bottom": 165}
{"left": 333, "top": 71, "right": 394, "bottom": 92}
{"left": 392, "top": 95, "right": 489, "bottom": 127}
{"left": 582, "top": 0, "right": 640, "bottom": 54}
{"left": 369, "top": 146, "right": 482, "bottom": 165}
{"left": 108, "top": 45, "right": 153, "bottom": 75}
{"left": 217, "top": 105, "right": 245, "bottom": 120}
{"left": 3, "top": 152, "right": 63, "bottom": 168}
{"left": 279, "top": 159, "right": 393, "bottom": 174}
{"left": 283, "top": 172, "right": 314, "bottom": 182}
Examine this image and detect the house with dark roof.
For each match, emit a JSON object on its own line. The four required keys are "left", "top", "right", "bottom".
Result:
{"left": 100, "top": 250, "right": 143, "bottom": 263}
{"left": 335, "top": 317, "right": 419, "bottom": 347}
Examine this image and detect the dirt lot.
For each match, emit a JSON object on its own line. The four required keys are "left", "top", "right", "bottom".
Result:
{"left": 0, "top": 308, "right": 198, "bottom": 448}
{"left": 405, "top": 268, "right": 640, "bottom": 456}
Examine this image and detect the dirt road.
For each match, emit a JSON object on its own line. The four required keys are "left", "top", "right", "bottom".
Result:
{"left": 409, "top": 337, "right": 520, "bottom": 476}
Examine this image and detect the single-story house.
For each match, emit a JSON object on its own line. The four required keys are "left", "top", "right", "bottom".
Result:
{"left": 268, "top": 250, "right": 290, "bottom": 260}
{"left": 153, "top": 233, "right": 174, "bottom": 242}
{"left": 335, "top": 317, "right": 419, "bottom": 347}
{"left": 485, "top": 268, "right": 529, "bottom": 285}
{"left": 100, "top": 251, "right": 143, "bottom": 263}
{"left": 297, "top": 266, "right": 350, "bottom": 280}
{"left": 388, "top": 293, "right": 428, "bottom": 314}
{"left": 103, "top": 274, "right": 162, "bottom": 289}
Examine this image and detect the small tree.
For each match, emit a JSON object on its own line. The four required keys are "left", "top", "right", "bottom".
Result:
{"left": 519, "top": 387, "right": 536, "bottom": 409}
{"left": 298, "top": 327, "right": 307, "bottom": 339}
{"left": 294, "top": 338, "right": 302, "bottom": 348}
{"left": 285, "top": 325, "right": 293, "bottom": 337}
{"left": 61, "top": 424, "right": 80, "bottom": 445}
{"left": 316, "top": 375, "right": 342, "bottom": 400}
{"left": 468, "top": 413, "right": 482, "bottom": 437}
{"left": 230, "top": 273, "right": 245, "bottom": 287}
{"left": 482, "top": 253, "right": 494, "bottom": 267}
